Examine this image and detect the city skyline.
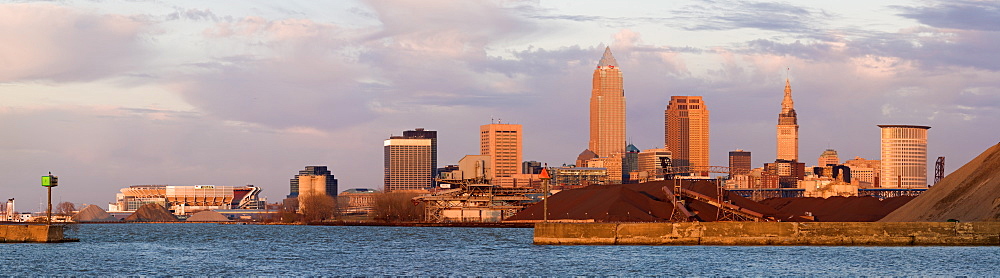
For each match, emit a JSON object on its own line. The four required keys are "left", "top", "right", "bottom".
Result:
{"left": 1, "top": 1, "right": 998, "bottom": 206}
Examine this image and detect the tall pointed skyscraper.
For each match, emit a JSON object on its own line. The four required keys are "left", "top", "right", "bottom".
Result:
{"left": 589, "top": 47, "right": 626, "bottom": 158}
{"left": 776, "top": 79, "right": 799, "bottom": 161}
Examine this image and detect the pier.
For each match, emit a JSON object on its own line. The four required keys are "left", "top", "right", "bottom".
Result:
{"left": 1, "top": 224, "right": 77, "bottom": 243}
{"left": 534, "top": 222, "right": 1000, "bottom": 246}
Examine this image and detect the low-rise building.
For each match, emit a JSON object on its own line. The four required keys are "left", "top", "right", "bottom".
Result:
{"left": 553, "top": 167, "right": 607, "bottom": 189}
{"left": 845, "top": 156, "right": 881, "bottom": 187}
{"left": 762, "top": 160, "right": 806, "bottom": 188}
{"left": 635, "top": 148, "right": 672, "bottom": 182}
{"left": 586, "top": 154, "right": 624, "bottom": 185}
{"left": 338, "top": 188, "right": 378, "bottom": 215}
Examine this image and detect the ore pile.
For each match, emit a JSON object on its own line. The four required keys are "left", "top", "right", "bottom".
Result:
{"left": 761, "top": 196, "right": 915, "bottom": 222}
{"left": 506, "top": 180, "right": 783, "bottom": 222}
{"left": 124, "top": 203, "right": 179, "bottom": 222}
{"left": 185, "top": 211, "right": 233, "bottom": 222}
{"left": 71, "top": 204, "right": 120, "bottom": 222}
{"left": 881, "top": 143, "right": 1000, "bottom": 222}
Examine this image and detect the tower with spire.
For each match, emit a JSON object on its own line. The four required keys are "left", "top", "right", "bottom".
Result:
{"left": 776, "top": 78, "right": 799, "bottom": 161}
{"left": 589, "top": 47, "right": 626, "bottom": 158}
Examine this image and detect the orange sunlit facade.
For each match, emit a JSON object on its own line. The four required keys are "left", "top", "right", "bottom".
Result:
{"left": 777, "top": 79, "right": 799, "bottom": 161}
{"left": 879, "top": 125, "right": 930, "bottom": 188}
{"left": 383, "top": 137, "right": 433, "bottom": 192}
{"left": 664, "top": 96, "right": 710, "bottom": 169}
{"left": 589, "top": 47, "right": 626, "bottom": 158}
{"left": 480, "top": 123, "right": 522, "bottom": 179}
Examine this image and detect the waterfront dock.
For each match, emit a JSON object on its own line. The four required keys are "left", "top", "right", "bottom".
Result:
{"left": 1, "top": 224, "right": 78, "bottom": 243}
{"left": 534, "top": 222, "right": 1000, "bottom": 246}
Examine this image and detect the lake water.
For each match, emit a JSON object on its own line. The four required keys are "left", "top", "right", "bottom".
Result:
{"left": 1, "top": 223, "right": 998, "bottom": 276}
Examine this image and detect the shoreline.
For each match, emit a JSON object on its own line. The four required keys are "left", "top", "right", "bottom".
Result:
{"left": 61, "top": 221, "right": 535, "bottom": 228}
{"left": 535, "top": 222, "right": 1000, "bottom": 246}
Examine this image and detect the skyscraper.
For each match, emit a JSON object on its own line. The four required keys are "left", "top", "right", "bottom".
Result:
{"left": 664, "top": 96, "right": 710, "bottom": 169}
{"left": 879, "top": 125, "right": 930, "bottom": 188}
{"left": 729, "top": 150, "right": 752, "bottom": 176}
{"left": 589, "top": 47, "right": 626, "bottom": 158}
{"left": 384, "top": 136, "right": 433, "bottom": 192}
{"left": 777, "top": 79, "right": 799, "bottom": 161}
{"left": 403, "top": 128, "right": 437, "bottom": 185}
{"left": 288, "top": 166, "right": 338, "bottom": 198}
{"left": 623, "top": 143, "right": 640, "bottom": 182}
{"left": 480, "top": 123, "right": 522, "bottom": 179}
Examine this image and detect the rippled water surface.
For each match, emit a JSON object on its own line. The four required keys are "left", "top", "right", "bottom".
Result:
{"left": 2, "top": 224, "right": 998, "bottom": 276}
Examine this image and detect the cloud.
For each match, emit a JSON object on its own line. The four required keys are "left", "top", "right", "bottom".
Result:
{"left": 364, "top": 0, "right": 534, "bottom": 55}
{"left": 172, "top": 16, "right": 377, "bottom": 130}
{"left": 897, "top": 0, "right": 1000, "bottom": 31}
{"left": 855, "top": 1, "right": 1000, "bottom": 71}
{"left": 354, "top": 0, "right": 545, "bottom": 109}
{"left": 677, "top": 1, "right": 823, "bottom": 33}
{"left": 0, "top": 4, "right": 150, "bottom": 82}
{"left": 847, "top": 27, "right": 1000, "bottom": 71}
{"left": 172, "top": 1, "right": 548, "bottom": 131}
{"left": 744, "top": 39, "right": 839, "bottom": 61}
{"left": 518, "top": 0, "right": 826, "bottom": 33}
{"left": 166, "top": 8, "right": 222, "bottom": 22}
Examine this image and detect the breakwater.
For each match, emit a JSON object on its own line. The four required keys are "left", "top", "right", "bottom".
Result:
{"left": 309, "top": 221, "right": 533, "bottom": 228}
{"left": 534, "top": 222, "right": 1000, "bottom": 246}
{"left": 1, "top": 224, "right": 76, "bottom": 243}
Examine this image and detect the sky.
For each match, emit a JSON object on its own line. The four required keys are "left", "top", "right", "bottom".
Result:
{"left": 1, "top": 0, "right": 998, "bottom": 209}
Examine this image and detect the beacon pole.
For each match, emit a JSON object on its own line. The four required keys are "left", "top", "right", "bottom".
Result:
{"left": 47, "top": 182, "right": 51, "bottom": 225}
{"left": 539, "top": 164, "right": 551, "bottom": 223}
{"left": 41, "top": 172, "right": 58, "bottom": 225}
{"left": 544, "top": 179, "right": 548, "bottom": 223}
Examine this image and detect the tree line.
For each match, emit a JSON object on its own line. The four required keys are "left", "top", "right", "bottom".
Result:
{"left": 279, "top": 191, "right": 425, "bottom": 223}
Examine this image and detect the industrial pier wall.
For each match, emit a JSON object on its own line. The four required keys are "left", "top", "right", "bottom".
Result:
{"left": 534, "top": 222, "right": 1000, "bottom": 246}
{"left": 0, "top": 224, "right": 71, "bottom": 243}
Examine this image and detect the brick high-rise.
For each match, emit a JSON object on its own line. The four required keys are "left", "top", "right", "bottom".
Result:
{"left": 729, "top": 150, "right": 751, "bottom": 176}
{"left": 665, "top": 96, "right": 710, "bottom": 170}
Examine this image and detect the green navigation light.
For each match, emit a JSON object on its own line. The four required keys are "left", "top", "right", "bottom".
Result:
{"left": 41, "top": 175, "right": 58, "bottom": 187}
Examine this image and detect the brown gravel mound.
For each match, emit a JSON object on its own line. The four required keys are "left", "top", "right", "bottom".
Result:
{"left": 186, "top": 210, "right": 233, "bottom": 222}
{"left": 761, "top": 196, "right": 915, "bottom": 222}
{"left": 881, "top": 143, "right": 1000, "bottom": 222}
{"left": 124, "top": 203, "right": 179, "bottom": 222}
{"left": 72, "top": 204, "right": 120, "bottom": 222}
{"left": 507, "top": 180, "right": 785, "bottom": 222}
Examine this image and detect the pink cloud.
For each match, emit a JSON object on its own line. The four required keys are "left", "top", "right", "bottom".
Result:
{"left": 0, "top": 4, "right": 149, "bottom": 82}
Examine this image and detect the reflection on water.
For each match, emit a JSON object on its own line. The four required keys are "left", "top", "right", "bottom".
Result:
{"left": 0, "top": 224, "right": 997, "bottom": 276}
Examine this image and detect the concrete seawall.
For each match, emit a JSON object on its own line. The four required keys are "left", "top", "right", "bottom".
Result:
{"left": 1, "top": 224, "right": 74, "bottom": 243}
{"left": 535, "top": 222, "right": 1000, "bottom": 246}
